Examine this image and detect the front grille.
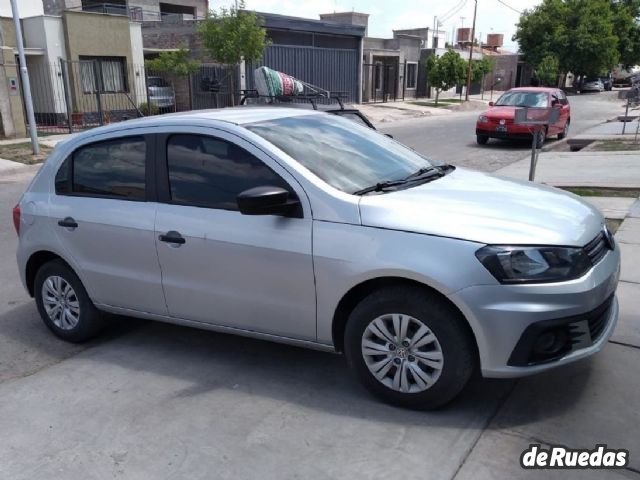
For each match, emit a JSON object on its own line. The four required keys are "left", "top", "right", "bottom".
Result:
{"left": 584, "top": 231, "right": 609, "bottom": 266}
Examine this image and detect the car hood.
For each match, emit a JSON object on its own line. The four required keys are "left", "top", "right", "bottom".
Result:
{"left": 483, "top": 106, "right": 516, "bottom": 119}
{"left": 358, "top": 168, "right": 603, "bottom": 246}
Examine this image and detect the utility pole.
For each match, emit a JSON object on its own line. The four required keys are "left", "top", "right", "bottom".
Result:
{"left": 464, "top": 0, "right": 478, "bottom": 102}
{"left": 432, "top": 16, "right": 437, "bottom": 49}
{"left": 10, "top": 0, "right": 39, "bottom": 154}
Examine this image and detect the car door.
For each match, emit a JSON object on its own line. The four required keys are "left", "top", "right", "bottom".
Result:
{"left": 153, "top": 127, "right": 316, "bottom": 341}
{"left": 49, "top": 132, "right": 167, "bottom": 315}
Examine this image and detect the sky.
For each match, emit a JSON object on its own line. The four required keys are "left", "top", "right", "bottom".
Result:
{"left": 0, "top": 0, "right": 44, "bottom": 18}
{"left": 243, "top": 0, "right": 543, "bottom": 51}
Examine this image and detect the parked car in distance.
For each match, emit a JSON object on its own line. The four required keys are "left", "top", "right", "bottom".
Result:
{"left": 600, "top": 73, "right": 613, "bottom": 91}
{"left": 147, "top": 76, "right": 175, "bottom": 111}
{"left": 476, "top": 87, "right": 571, "bottom": 147}
{"left": 581, "top": 77, "right": 605, "bottom": 92}
{"left": 15, "top": 108, "right": 619, "bottom": 409}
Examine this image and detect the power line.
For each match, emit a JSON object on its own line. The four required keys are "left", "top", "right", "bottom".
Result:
{"left": 440, "top": 0, "right": 468, "bottom": 23}
{"left": 496, "top": 0, "right": 522, "bottom": 14}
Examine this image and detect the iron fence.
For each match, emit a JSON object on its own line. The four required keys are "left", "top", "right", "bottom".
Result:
{"left": 21, "top": 60, "right": 236, "bottom": 134}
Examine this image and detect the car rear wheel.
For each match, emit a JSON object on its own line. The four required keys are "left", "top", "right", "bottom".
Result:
{"left": 476, "top": 134, "right": 489, "bottom": 145}
{"left": 557, "top": 121, "right": 569, "bottom": 140}
{"left": 34, "top": 259, "right": 104, "bottom": 342}
{"left": 344, "top": 286, "right": 476, "bottom": 409}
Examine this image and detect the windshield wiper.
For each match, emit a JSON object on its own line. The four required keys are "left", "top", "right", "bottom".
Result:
{"left": 353, "top": 167, "right": 446, "bottom": 196}
{"left": 353, "top": 179, "right": 409, "bottom": 195}
{"left": 403, "top": 166, "right": 442, "bottom": 181}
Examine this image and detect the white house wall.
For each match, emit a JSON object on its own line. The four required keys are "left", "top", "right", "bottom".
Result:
{"left": 129, "top": 21, "right": 146, "bottom": 106}
{"left": 22, "top": 15, "right": 67, "bottom": 115}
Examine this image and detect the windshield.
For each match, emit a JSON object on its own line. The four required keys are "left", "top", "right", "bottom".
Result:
{"left": 246, "top": 114, "right": 435, "bottom": 194}
{"left": 148, "top": 77, "right": 170, "bottom": 87}
{"left": 495, "top": 91, "right": 549, "bottom": 108}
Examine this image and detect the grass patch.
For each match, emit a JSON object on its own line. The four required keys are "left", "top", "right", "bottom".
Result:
{"left": 561, "top": 187, "right": 640, "bottom": 198}
{"left": 0, "top": 142, "right": 52, "bottom": 165}
{"left": 590, "top": 140, "right": 640, "bottom": 151}
{"left": 410, "top": 100, "right": 461, "bottom": 108}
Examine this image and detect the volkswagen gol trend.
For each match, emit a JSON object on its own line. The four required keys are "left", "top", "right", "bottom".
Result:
{"left": 15, "top": 108, "right": 620, "bottom": 408}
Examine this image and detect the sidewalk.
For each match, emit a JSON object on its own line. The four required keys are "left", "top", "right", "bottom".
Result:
{"left": 353, "top": 96, "right": 490, "bottom": 124}
{"left": 494, "top": 150, "right": 640, "bottom": 188}
{"left": 0, "top": 133, "right": 73, "bottom": 176}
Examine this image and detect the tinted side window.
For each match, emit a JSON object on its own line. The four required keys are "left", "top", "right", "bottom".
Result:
{"left": 55, "top": 157, "right": 71, "bottom": 194}
{"left": 166, "top": 134, "right": 291, "bottom": 210}
{"left": 72, "top": 137, "right": 146, "bottom": 200}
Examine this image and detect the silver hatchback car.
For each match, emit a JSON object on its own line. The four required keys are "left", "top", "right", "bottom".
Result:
{"left": 14, "top": 108, "right": 620, "bottom": 408}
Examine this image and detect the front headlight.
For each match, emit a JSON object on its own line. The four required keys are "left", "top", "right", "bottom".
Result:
{"left": 478, "top": 115, "right": 489, "bottom": 123}
{"left": 475, "top": 245, "right": 592, "bottom": 284}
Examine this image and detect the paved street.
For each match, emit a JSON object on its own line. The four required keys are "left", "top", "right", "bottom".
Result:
{"left": 0, "top": 91, "right": 639, "bottom": 479}
{"left": 379, "top": 92, "right": 624, "bottom": 172}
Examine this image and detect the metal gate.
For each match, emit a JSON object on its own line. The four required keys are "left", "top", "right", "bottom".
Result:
{"left": 362, "top": 62, "right": 401, "bottom": 103}
{"left": 246, "top": 45, "right": 360, "bottom": 103}
{"left": 23, "top": 59, "right": 237, "bottom": 134}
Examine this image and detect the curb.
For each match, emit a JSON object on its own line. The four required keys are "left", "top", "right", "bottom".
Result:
{"left": 0, "top": 161, "right": 41, "bottom": 178}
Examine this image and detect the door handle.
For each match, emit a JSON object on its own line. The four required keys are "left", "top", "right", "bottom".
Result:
{"left": 159, "top": 230, "right": 186, "bottom": 245}
{"left": 58, "top": 217, "right": 78, "bottom": 229}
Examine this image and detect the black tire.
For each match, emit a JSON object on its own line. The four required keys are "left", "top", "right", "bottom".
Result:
{"left": 344, "top": 285, "right": 476, "bottom": 409}
{"left": 476, "top": 134, "right": 489, "bottom": 145}
{"left": 557, "top": 121, "right": 569, "bottom": 140}
{"left": 34, "top": 259, "right": 104, "bottom": 342}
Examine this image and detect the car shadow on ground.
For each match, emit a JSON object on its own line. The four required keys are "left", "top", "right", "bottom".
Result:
{"left": 0, "top": 302, "right": 593, "bottom": 428}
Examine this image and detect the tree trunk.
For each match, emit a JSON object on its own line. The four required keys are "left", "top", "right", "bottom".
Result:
{"left": 435, "top": 89, "right": 440, "bottom": 105}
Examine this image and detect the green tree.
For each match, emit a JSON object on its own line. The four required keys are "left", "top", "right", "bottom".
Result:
{"left": 144, "top": 45, "right": 200, "bottom": 77}
{"left": 471, "top": 57, "right": 493, "bottom": 82}
{"left": 514, "top": 0, "right": 621, "bottom": 80}
{"left": 425, "top": 50, "right": 467, "bottom": 105}
{"left": 611, "top": 0, "right": 640, "bottom": 69}
{"left": 198, "top": 1, "right": 269, "bottom": 65}
{"left": 534, "top": 54, "right": 559, "bottom": 86}
{"left": 198, "top": 0, "right": 269, "bottom": 104}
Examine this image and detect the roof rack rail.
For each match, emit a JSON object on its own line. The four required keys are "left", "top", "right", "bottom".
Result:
{"left": 238, "top": 89, "right": 349, "bottom": 110}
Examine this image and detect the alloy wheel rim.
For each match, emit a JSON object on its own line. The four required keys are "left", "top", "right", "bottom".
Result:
{"left": 42, "top": 276, "right": 80, "bottom": 330}
{"left": 361, "top": 314, "right": 444, "bottom": 393}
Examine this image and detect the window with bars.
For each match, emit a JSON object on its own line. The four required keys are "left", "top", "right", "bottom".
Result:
{"left": 79, "top": 56, "right": 128, "bottom": 94}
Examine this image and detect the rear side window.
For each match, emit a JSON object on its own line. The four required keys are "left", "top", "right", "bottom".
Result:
{"left": 166, "top": 134, "right": 290, "bottom": 210}
{"left": 56, "top": 137, "right": 146, "bottom": 200}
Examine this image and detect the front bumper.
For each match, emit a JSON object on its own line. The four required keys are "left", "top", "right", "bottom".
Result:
{"left": 476, "top": 126, "right": 534, "bottom": 141}
{"left": 448, "top": 244, "right": 620, "bottom": 378}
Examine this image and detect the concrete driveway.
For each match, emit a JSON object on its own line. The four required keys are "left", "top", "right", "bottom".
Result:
{"left": 1, "top": 142, "right": 639, "bottom": 478}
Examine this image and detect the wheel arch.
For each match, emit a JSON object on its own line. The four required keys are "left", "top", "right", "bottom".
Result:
{"left": 331, "top": 276, "right": 479, "bottom": 357}
{"left": 25, "top": 250, "right": 75, "bottom": 297}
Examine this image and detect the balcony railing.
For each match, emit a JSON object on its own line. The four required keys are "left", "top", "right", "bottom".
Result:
{"left": 66, "top": 4, "right": 204, "bottom": 23}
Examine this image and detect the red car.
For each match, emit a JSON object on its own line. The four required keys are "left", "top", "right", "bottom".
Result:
{"left": 475, "top": 87, "right": 571, "bottom": 147}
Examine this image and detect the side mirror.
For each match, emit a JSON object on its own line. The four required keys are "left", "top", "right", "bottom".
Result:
{"left": 488, "top": 101, "right": 494, "bottom": 106}
{"left": 237, "top": 186, "right": 301, "bottom": 217}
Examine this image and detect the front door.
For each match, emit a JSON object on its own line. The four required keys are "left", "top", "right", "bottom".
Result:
{"left": 153, "top": 128, "right": 316, "bottom": 341}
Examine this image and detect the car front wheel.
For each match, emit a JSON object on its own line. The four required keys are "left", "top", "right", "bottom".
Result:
{"left": 476, "top": 134, "right": 489, "bottom": 145}
{"left": 34, "top": 259, "right": 104, "bottom": 342}
{"left": 344, "top": 286, "right": 476, "bottom": 409}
